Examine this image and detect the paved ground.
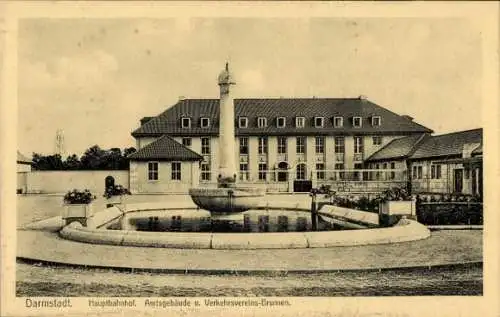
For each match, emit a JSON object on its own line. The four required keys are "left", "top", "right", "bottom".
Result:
{"left": 16, "top": 194, "right": 483, "bottom": 296}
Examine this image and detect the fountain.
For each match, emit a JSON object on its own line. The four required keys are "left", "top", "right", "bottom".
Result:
{"left": 188, "top": 63, "right": 266, "bottom": 218}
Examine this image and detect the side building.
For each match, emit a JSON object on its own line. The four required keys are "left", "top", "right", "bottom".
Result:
{"left": 129, "top": 97, "right": 432, "bottom": 194}
{"left": 17, "top": 151, "right": 32, "bottom": 194}
{"left": 366, "top": 128, "right": 482, "bottom": 197}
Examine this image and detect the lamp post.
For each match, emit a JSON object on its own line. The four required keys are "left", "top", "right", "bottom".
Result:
{"left": 309, "top": 188, "right": 319, "bottom": 231}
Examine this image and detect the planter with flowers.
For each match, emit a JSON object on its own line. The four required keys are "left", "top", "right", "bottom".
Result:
{"left": 103, "top": 184, "right": 131, "bottom": 208}
{"left": 378, "top": 187, "right": 416, "bottom": 227}
{"left": 62, "top": 189, "right": 97, "bottom": 226}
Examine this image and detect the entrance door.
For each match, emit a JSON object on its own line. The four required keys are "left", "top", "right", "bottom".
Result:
{"left": 454, "top": 169, "right": 463, "bottom": 193}
{"left": 277, "top": 162, "right": 288, "bottom": 182}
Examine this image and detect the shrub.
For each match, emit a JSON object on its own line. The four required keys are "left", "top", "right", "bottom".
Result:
{"left": 103, "top": 184, "right": 131, "bottom": 199}
{"left": 63, "top": 189, "right": 96, "bottom": 204}
{"left": 379, "top": 187, "right": 411, "bottom": 202}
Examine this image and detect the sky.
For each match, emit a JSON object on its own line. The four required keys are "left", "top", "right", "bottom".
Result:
{"left": 17, "top": 17, "right": 483, "bottom": 157}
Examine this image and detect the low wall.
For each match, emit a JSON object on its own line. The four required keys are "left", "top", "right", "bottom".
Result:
{"left": 59, "top": 202, "right": 431, "bottom": 249}
{"left": 25, "top": 170, "right": 129, "bottom": 194}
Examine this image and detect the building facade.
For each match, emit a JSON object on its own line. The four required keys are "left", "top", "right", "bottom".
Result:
{"left": 129, "top": 96, "right": 432, "bottom": 194}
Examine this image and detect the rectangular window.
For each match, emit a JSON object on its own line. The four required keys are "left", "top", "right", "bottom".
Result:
{"left": 277, "top": 117, "right": 286, "bottom": 128}
{"left": 278, "top": 137, "right": 287, "bottom": 154}
{"left": 238, "top": 117, "right": 248, "bottom": 128}
{"left": 201, "top": 162, "right": 211, "bottom": 181}
{"left": 258, "top": 137, "right": 268, "bottom": 154}
{"left": 239, "top": 137, "right": 249, "bottom": 154}
{"left": 383, "top": 163, "right": 388, "bottom": 169}
{"left": 257, "top": 117, "right": 267, "bottom": 128}
{"left": 314, "top": 117, "right": 324, "bottom": 128}
{"left": 239, "top": 163, "right": 249, "bottom": 181}
{"left": 296, "top": 136, "right": 306, "bottom": 154}
{"left": 372, "top": 136, "right": 382, "bottom": 145}
{"left": 171, "top": 162, "right": 181, "bottom": 180}
{"left": 372, "top": 116, "right": 381, "bottom": 126}
{"left": 200, "top": 117, "right": 210, "bottom": 128}
{"left": 182, "top": 138, "right": 192, "bottom": 147}
{"left": 315, "top": 136, "right": 325, "bottom": 154}
{"left": 390, "top": 162, "right": 396, "bottom": 180}
{"left": 258, "top": 163, "right": 267, "bottom": 181}
{"left": 316, "top": 163, "right": 325, "bottom": 180}
{"left": 354, "top": 136, "right": 364, "bottom": 154}
{"left": 181, "top": 117, "right": 191, "bottom": 129}
{"left": 431, "top": 164, "right": 442, "bottom": 179}
{"left": 353, "top": 117, "right": 362, "bottom": 128}
{"left": 334, "top": 137, "right": 345, "bottom": 153}
{"left": 413, "top": 165, "right": 423, "bottom": 179}
{"left": 295, "top": 117, "right": 305, "bottom": 128}
{"left": 333, "top": 116, "right": 343, "bottom": 128}
{"left": 201, "top": 137, "right": 210, "bottom": 155}
{"left": 148, "top": 162, "right": 159, "bottom": 181}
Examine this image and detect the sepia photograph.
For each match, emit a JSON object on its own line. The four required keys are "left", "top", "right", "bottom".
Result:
{"left": 2, "top": 2, "right": 499, "bottom": 317}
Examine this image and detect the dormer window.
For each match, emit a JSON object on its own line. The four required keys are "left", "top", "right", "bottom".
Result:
{"left": 200, "top": 117, "right": 210, "bottom": 128}
{"left": 372, "top": 116, "right": 381, "bottom": 126}
{"left": 333, "top": 116, "right": 343, "bottom": 128}
{"left": 181, "top": 117, "right": 191, "bottom": 129}
{"left": 295, "top": 117, "right": 305, "bottom": 128}
{"left": 238, "top": 117, "right": 248, "bottom": 128}
{"left": 314, "top": 117, "right": 324, "bottom": 128}
{"left": 353, "top": 116, "right": 362, "bottom": 128}
{"left": 277, "top": 117, "right": 286, "bottom": 128}
{"left": 257, "top": 117, "right": 267, "bottom": 128}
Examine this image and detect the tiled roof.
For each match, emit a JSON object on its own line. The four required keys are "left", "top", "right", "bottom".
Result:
{"left": 127, "top": 135, "right": 203, "bottom": 161}
{"left": 17, "top": 151, "right": 31, "bottom": 164}
{"left": 410, "top": 128, "right": 483, "bottom": 160}
{"left": 131, "top": 98, "right": 433, "bottom": 137}
{"left": 365, "top": 134, "right": 428, "bottom": 162}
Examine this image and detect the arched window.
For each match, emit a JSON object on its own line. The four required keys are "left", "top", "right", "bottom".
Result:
{"left": 296, "top": 163, "right": 307, "bottom": 180}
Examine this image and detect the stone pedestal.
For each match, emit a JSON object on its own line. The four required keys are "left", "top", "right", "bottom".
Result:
{"left": 379, "top": 200, "right": 416, "bottom": 227}
{"left": 106, "top": 195, "right": 123, "bottom": 208}
{"left": 62, "top": 203, "right": 93, "bottom": 227}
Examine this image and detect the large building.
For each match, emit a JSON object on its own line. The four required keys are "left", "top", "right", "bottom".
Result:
{"left": 128, "top": 94, "right": 433, "bottom": 194}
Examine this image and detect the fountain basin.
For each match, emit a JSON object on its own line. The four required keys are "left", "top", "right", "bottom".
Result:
{"left": 188, "top": 187, "right": 266, "bottom": 215}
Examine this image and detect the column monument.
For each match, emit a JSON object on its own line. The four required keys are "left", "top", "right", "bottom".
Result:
{"left": 189, "top": 63, "right": 265, "bottom": 217}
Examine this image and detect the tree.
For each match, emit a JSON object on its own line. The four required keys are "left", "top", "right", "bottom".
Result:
{"left": 32, "top": 153, "right": 64, "bottom": 170}
{"left": 80, "top": 145, "right": 107, "bottom": 170}
{"left": 64, "top": 154, "right": 81, "bottom": 170}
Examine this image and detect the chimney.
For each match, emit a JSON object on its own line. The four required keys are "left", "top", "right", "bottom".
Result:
{"left": 358, "top": 95, "right": 367, "bottom": 100}
{"left": 462, "top": 143, "right": 480, "bottom": 158}
{"left": 178, "top": 96, "right": 186, "bottom": 101}
{"left": 140, "top": 117, "right": 154, "bottom": 126}
{"left": 401, "top": 115, "right": 414, "bottom": 121}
